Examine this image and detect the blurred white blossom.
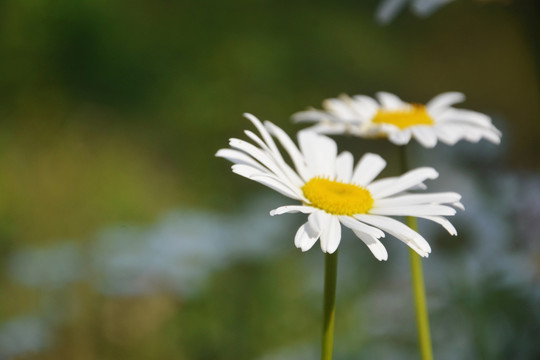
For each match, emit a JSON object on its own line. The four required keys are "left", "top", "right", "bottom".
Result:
{"left": 376, "top": 0, "right": 455, "bottom": 24}
{"left": 0, "top": 316, "right": 52, "bottom": 360}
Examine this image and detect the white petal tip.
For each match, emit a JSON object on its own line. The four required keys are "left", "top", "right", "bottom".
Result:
{"left": 453, "top": 202, "right": 465, "bottom": 211}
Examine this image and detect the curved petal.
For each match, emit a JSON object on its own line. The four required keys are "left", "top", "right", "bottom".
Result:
{"left": 324, "top": 97, "right": 358, "bottom": 121}
{"left": 298, "top": 131, "right": 337, "bottom": 178}
{"left": 437, "top": 108, "right": 491, "bottom": 126}
{"left": 374, "top": 192, "right": 462, "bottom": 207}
{"left": 319, "top": 213, "right": 341, "bottom": 254}
{"left": 376, "top": 92, "right": 406, "bottom": 110}
{"left": 249, "top": 174, "right": 304, "bottom": 200}
{"left": 371, "top": 167, "right": 439, "bottom": 199}
{"left": 294, "top": 215, "right": 322, "bottom": 251}
{"left": 387, "top": 129, "right": 412, "bottom": 145}
{"left": 265, "top": 121, "right": 312, "bottom": 181}
{"left": 215, "top": 148, "right": 267, "bottom": 172}
{"left": 352, "top": 95, "right": 380, "bottom": 116}
{"left": 369, "top": 204, "right": 457, "bottom": 217}
{"left": 355, "top": 214, "right": 431, "bottom": 257}
{"left": 426, "top": 92, "right": 465, "bottom": 115}
{"left": 292, "top": 109, "right": 337, "bottom": 123}
{"left": 338, "top": 216, "right": 385, "bottom": 239}
{"left": 335, "top": 151, "right": 353, "bottom": 182}
{"left": 351, "top": 153, "right": 387, "bottom": 186}
{"left": 270, "top": 205, "right": 317, "bottom": 216}
{"left": 411, "top": 126, "right": 438, "bottom": 148}
{"left": 352, "top": 229, "right": 388, "bottom": 261}
{"left": 418, "top": 215, "right": 457, "bottom": 236}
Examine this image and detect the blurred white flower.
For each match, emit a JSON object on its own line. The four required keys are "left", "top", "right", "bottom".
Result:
{"left": 217, "top": 113, "right": 463, "bottom": 260}
{"left": 91, "top": 195, "right": 290, "bottom": 297}
{"left": 376, "top": 0, "right": 455, "bottom": 24}
{"left": 8, "top": 243, "right": 84, "bottom": 290}
{"left": 0, "top": 316, "right": 52, "bottom": 359}
{"left": 293, "top": 92, "right": 501, "bottom": 148}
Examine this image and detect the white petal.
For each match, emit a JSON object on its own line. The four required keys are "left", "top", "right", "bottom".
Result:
{"left": 369, "top": 204, "right": 456, "bottom": 217}
{"left": 298, "top": 131, "right": 337, "bottom": 178}
{"left": 351, "top": 153, "right": 387, "bottom": 186}
{"left": 453, "top": 201, "right": 465, "bottom": 211}
{"left": 338, "top": 216, "right": 385, "bottom": 239}
{"left": 426, "top": 92, "right": 465, "bottom": 115}
{"left": 437, "top": 108, "right": 493, "bottom": 128}
{"left": 376, "top": 92, "right": 406, "bottom": 110}
{"left": 303, "top": 122, "right": 349, "bottom": 135}
{"left": 388, "top": 129, "right": 412, "bottom": 145}
{"left": 265, "top": 121, "right": 312, "bottom": 181}
{"left": 231, "top": 164, "right": 271, "bottom": 179}
{"left": 215, "top": 148, "right": 267, "bottom": 172}
{"left": 243, "top": 129, "right": 304, "bottom": 187}
{"left": 339, "top": 94, "right": 374, "bottom": 121}
{"left": 295, "top": 215, "right": 322, "bottom": 251}
{"left": 292, "top": 109, "right": 336, "bottom": 123}
{"left": 371, "top": 167, "right": 439, "bottom": 198}
{"left": 374, "top": 192, "right": 462, "bottom": 207}
{"left": 411, "top": 126, "right": 438, "bottom": 148}
{"left": 366, "top": 177, "right": 398, "bottom": 194}
{"left": 270, "top": 205, "right": 317, "bottom": 216}
{"left": 355, "top": 214, "right": 431, "bottom": 257}
{"left": 249, "top": 175, "right": 303, "bottom": 200}
{"left": 352, "top": 229, "right": 388, "bottom": 261}
{"left": 319, "top": 213, "right": 341, "bottom": 254}
{"left": 352, "top": 95, "right": 380, "bottom": 116}
{"left": 431, "top": 125, "right": 462, "bottom": 145}
{"left": 418, "top": 215, "right": 457, "bottom": 236}
{"left": 436, "top": 123, "right": 501, "bottom": 144}
{"left": 229, "top": 139, "right": 285, "bottom": 179}
{"left": 335, "top": 151, "right": 353, "bottom": 182}
{"left": 324, "top": 97, "right": 358, "bottom": 121}
{"left": 244, "top": 113, "right": 281, "bottom": 156}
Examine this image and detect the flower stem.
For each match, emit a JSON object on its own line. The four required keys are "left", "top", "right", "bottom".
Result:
{"left": 407, "top": 217, "right": 434, "bottom": 360}
{"left": 321, "top": 251, "right": 338, "bottom": 360}
{"left": 400, "top": 146, "right": 433, "bottom": 360}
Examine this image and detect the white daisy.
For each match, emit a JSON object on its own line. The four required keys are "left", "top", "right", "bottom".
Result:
{"left": 293, "top": 92, "right": 502, "bottom": 148}
{"left": 216, "top": 113, "right": 463, "bottom": 260}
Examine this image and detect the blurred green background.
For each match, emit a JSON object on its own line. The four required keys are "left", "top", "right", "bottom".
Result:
{"left": 0, "top": 0, "right": 539, "bottom": 359}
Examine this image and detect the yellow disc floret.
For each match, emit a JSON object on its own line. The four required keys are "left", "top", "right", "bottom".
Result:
{"left": 372, "top": 104, "right": 434, "bottom": 129}
{"left": 302, "top": 177, "right": 374, "bottom": 216}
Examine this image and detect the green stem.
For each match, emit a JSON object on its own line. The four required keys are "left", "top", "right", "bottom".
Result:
{"left": 400, "top": 146, "right": 434, "bottom": 360}
{"left": 407, "top": 217, "right": 434, "bottom": 360}
{"left": 321, "top": 251, "right": 338, "bottom": 360}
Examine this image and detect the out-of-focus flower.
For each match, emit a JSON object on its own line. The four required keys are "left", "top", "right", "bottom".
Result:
{"left": 293, "top": 92, "right": 501, "bottom": 148}
{"left": 92, "top": 196, "right": 291, "bottom": 297}
{"left": 0, "top": 316, "right": 52, "bottom": 359}
{"left": 8, "top": 243, "right": 84, "bottom": 290}
{"left": 376, "top": 0, "right": 455, "bottom": 25}
{"left": 216, "top": 114, "right": 463, "bottom": 260}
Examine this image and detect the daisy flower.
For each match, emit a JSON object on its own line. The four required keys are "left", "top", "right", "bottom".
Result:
{"left": 292, "top": 92, "right": 502, "bottom": 148}
{"left": 216, "top": 113, "right": 463, "bottom": 260}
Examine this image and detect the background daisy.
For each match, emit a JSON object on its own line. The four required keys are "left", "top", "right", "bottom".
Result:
{"left": 293, "top": 92, "right": 502, "bottom": 148}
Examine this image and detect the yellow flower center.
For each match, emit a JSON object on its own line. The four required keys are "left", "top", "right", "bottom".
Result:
{"left": 372, "top": 104, "right": 434, "bottom": 129}
{"left": 302, "top": 177, "right": 374, "bottom": 216}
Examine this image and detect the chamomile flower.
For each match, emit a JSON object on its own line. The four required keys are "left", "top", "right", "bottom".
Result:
{"left": 293, "top": 92, "right": 502, "bottom": 148}
{"left": 216, "top": 113, "right": 463, "bottom": 260}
